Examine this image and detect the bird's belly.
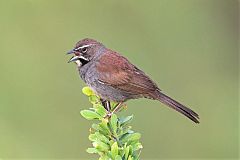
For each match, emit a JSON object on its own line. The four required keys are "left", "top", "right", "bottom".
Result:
{"left": 91, "top": 82, "right": 132, "bottom": 102}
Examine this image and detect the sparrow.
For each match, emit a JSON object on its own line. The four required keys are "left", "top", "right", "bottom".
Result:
{"left": 67, "top": 38, "right": 199, "bottom": 123}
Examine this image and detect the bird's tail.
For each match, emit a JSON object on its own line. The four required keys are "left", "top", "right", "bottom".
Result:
{"left": 155, "top": 91, "right": 199, "bottom": 123}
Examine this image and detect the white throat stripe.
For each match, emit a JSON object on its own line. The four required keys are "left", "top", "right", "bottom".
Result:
{"left": 79, "top": 55, "right": 89, "bottom": 61}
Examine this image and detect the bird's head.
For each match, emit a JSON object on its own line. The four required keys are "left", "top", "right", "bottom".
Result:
{"left": 67, "top": 38, "right": 105, "bottom": 67}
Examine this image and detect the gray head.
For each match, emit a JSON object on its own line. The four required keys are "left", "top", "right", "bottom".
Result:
{"left": 67, "top": 38, "right": 105, "bottom": 67}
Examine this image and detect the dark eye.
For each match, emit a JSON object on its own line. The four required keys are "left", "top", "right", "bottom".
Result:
{"left": 81, "top": 47, "right": 88, "bottom": 53}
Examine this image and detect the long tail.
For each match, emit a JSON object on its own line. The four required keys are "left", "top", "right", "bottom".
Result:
{"left": 156, "top": 91, "right": 199, "bottom": 123}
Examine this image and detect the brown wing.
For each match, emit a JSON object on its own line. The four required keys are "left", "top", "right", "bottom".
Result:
{"left": 96, "top": 51, "right": 159, "bottom": 96}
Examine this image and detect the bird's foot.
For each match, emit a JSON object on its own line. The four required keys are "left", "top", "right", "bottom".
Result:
{"left": 104, "top": 112, "right": 112, "bottom": 119}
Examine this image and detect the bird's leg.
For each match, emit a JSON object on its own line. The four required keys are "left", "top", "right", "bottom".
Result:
{"left": 100, "top": 99, "right": 110, "bottom": 112}
{"left": 104, "top": 102, "right": 124, "bottom": 118}
{"left": 100, "top": 99, "right": 106, "bottom": 108}
{"left": 108, "top": 102, "right": 123, "bottom": 116}
{"left": 106, "top": 101, "right": 110, "bottom": 112}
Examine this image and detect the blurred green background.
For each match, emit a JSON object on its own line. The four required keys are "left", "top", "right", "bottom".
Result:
{"left": 0, "top": 0, "right": 238, "bottom": 159}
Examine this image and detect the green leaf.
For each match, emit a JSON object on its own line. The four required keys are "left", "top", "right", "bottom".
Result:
{"left": 132, "top": 142, "right": 143, "bottom": 151}
{"left": 119, "top": 133, "right": 129, "bottom": 143}
{"left": 128, "top": 146, "right": 133, "bottom": 157}
{"left": 128, "top": 133, "right": 141, "bottom": 142}
{"left": 99, "top": 119, "right": 111, "bottom": 135}
{"left": 110, "top": 114, "right": 118, "bottom": 134}
{"left": 80, "top": 110, "right": 102, "bottom": 120}
{"left": 119, "top": 115, "right": 133, "bottom": 127}
{"left": 124, "top": 146, "right": 130, "bottom": 160}
{"left": 118, "top": 148, "right": 124, "bottom": 157}
{"left": 93, "top": 141, "right": 110, "bottom": 152}
{"left": 128, "top": 155, "right": 133, "bottom": 160}
{"left": 89, "top": 95, "right": 100, "bottom": 104}
{"left": 89, "top": 133, "right": 97, "bottom": 141}
{"left": 109, "top": 140, "right": 115, "bottom": 146}
{"left": 115, "top": 155, "right": 122, "bottom": 160}
{"left": 111, "top": 142, "right": 118, "bottom": 158}
{"left": 86, "top": 147, "right": 98, "bottom": 154}
{"left": 99, "top": 154, "right": 110, "bottom": 160}
{"left": 120, "top": 133, "right": 141, "bottom": 144}
{"left": 92, "top": 123, "right": 99, "bottom": 131}
{"left": 94, "top": 104, "right": 107, "bottom": 117}
{"left": 82, "top": 86, "right": 95, "bottom": 96}
{"left": 95, "top": 132, "right": 110, "bottom": 144}
{"left": 119, "top": 126, "right": 132, "bottom": 137}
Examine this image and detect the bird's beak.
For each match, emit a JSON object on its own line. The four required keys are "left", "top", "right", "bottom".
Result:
{"left": 67, "top": 49, "right": 75, "bottom": 54}
{"left": 68, "top": 56, "right": 79, "bottom": 63}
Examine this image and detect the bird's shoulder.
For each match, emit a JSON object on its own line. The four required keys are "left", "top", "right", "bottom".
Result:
{"left": 97, "top": 50, "right": 134, "bottom": 71}
{"left": 96, "top": 50, "right": 134, "bottom": 85}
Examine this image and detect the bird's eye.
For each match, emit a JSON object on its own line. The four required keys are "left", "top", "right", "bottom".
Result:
{"left": 81, "top": 47, "right": 88, "bottom": 53}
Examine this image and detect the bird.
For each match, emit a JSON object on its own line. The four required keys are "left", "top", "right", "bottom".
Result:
{"left": 67, "top": 38, "right": 199, "bottom": 123}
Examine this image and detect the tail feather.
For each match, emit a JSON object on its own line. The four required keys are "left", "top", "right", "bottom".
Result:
{"left": 156, "top": 91, "right": 199, "bottom": 123}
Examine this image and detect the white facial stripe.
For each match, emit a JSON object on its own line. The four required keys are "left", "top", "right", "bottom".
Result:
{"left": 75, "top": 44, "right": 92, "bottom": 51}
{"left": 79, "top": 55, "right": 89, "bottom": 61}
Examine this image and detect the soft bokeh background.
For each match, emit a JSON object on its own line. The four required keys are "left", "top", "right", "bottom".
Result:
{"left": 0, "top": 0, "right": 238, "bottom": 159}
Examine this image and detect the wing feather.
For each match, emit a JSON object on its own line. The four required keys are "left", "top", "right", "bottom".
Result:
{"left": 96, "top": 52, "right": 159, "bottom": 96}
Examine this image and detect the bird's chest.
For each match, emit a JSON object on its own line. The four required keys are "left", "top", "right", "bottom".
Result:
{"left": 79, "top": 64, "right": 99, "bottom": 88}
